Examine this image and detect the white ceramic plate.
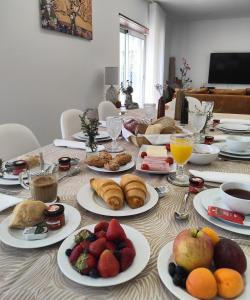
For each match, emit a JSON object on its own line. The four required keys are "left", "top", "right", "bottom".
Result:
{"left": 136, "top": 145, "right": 176, "bottom": 174}
{"left": 57, "top": 224, "right": 150, "bottom": 287}
{"left": 73, "top": 131, "right": 111, "bottom": 141}
{"left": 217, "top": 123, "right": 250, "bottom": 133}
{"left": 87, "top": 160, "right": 135, "bottom": 173}
{"left": 77, "top": 179, "right": 159, "bottom": 217}
{"left": 0, "top": 204, "right": 81, "bottom": 248}
{"left": 200, "top": 191, "right": 250, "bottom": 227}
{"left": 157, "top": 241, "right": 250, "bottom": 300}
{"left": 220, "top": 152, "right": 250, "bottom": 160}
{"left": 220, "top": 145, "right": 250, "bottom": 156}
{"left": 193, "top": 189, "right": 250, "bottom": 235}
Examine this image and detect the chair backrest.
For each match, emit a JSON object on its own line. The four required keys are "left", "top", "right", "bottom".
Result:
{"left": 60, "top": 109, "right": 83, "bottom": 139}
{"left": 186, "top": 96, "right": 202, "bottom": 112}
{"left": 0, "top": 123, "right": 40, "bottom": 161}
{"left": 98, "top": 101, "right": 119, "bottom": 121}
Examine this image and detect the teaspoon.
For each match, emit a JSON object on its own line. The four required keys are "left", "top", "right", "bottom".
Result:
{"left": 174, "top": 192, "right": 190, "bottom": 221}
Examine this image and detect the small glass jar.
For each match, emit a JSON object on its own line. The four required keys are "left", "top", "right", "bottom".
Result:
{"left": 189, "top": 176, "right": 204, "bottom": 194}
{"left": 12, "top": 160, "right": 28, "bottom": 175}
{"left": 204, "top": 136, "right": 215, "bottom": 145}
{"left": 58, "top": 157, "right": 71, "bottom": 171}
{"left": 213, "top": 119, "right": 220, "bottom": 127}
{"left": 44, "top": 204, "right": 65, "bottom": 230}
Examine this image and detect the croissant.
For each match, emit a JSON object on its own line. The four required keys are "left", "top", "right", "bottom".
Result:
{"left": 90, "top": 178, "right": 124, "bottom": 210}
{"left": 120, "top": 174, "right": 147, "bottom": 209}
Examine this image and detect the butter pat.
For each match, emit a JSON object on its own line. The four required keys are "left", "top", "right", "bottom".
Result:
{"left": 146, "top": 146, "right": 167, "bottom": 157}
{"left": 23, "top": 224, "right": 48, "bottom": 240}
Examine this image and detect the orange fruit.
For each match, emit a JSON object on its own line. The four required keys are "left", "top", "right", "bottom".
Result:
{"left": 186, "top": 267, "right": 217, "bottom": 299}
{"left": 214, "top": 268, "right": 244, "bottom": 298}
{"left": 202, "top": 227, "right": 220, "bottom": 245}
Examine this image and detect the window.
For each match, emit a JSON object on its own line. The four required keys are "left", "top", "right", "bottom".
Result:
{"left": 119, "top": 15, "right": 148, "bottom": 107}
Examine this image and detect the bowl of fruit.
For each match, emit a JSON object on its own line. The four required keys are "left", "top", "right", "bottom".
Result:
{"left": 57, "top": 219, "right": 150, "bottom": 287}
{"left": 158, "top": 227, "right": 249, "bottom": 299}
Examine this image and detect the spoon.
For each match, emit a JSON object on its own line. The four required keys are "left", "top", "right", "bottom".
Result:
{"left": 174, "top": 192, "right": 190, "bottom": 221}
{"left": 58, "top": 166, "right": 81, "bottom": 182}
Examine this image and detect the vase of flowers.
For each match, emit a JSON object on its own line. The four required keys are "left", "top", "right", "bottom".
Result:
{"left": 176, "top": 58, "right": 192, "bottom": 89}
{"left": 79, "top": 109, "right": 99, "bottom": 152}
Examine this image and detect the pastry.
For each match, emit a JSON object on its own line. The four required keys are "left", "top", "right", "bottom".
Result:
{"left": 90, "top": 178, "right": 124, "bottom": 210}
{"left": 9, "top": 200, "right": 47, "bottom": 229}
{"left": 114, "top": 153, "right": 132, "bottom": 166}
{"left": 104, "top": 160, "right": 120, "bottom": 171}
{"left": 20, "top": 154, "right": 41, "bottom": 169}
{"left": 120, "top": 174, "right": 147, "bottom": 209}
{"left": 85, "top": 155, "right": 105, "bottom": 168}
{"left": 98, "top": 151, "right": 112, "bottom": 163}
{"left": 145, "top": 124, "right": 164, "bottom": 135}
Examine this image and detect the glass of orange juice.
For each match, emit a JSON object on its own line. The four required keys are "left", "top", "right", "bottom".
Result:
{"left": 168, "top": 133, "right": 193, "bottom": 186}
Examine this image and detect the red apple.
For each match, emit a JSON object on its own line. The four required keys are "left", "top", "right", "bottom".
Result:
{"left": 173, "top": 229, "right": 214, "bottom": 272}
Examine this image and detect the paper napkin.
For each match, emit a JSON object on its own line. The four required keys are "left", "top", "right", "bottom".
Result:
{"left": 54, "top": 139, "right": 105, "bottom": 152}
{"left": 0, "top": 193, "right": 23, "bottom": 212}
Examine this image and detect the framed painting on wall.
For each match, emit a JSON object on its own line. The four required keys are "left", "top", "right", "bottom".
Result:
{"left": 40, "top": 0, "right": 93, "bottom": 40}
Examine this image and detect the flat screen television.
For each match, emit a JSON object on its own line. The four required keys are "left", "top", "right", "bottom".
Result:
{"left": 208, "top": 53, "right": 250, "bottom": 84}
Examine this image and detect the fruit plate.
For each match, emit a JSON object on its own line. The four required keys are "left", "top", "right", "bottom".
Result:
{"left": 77, "top": 178, "right": 159, "bottom": 217}
{"left": 136, "top": 145, "right": 176, "bottom": 174}
{"left": 57, "top": 224, "right": 150, "bottom": 287}
{"left": 193, "top": 189, "right": 250, "bottom": 235}
{"left": 157, "top": 241, "right": 250, "bottom": 300}
{"left": 0, "top": 204, "right": 81, "bottom": 249}
{"left": 87, "top": 160, "right": 135, "bottom": 173}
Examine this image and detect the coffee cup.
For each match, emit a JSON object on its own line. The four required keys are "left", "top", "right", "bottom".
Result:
{"left": 19, "top": 171, "right": 58, "bottom": 202}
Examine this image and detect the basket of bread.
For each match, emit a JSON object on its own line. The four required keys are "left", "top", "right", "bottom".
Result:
{"left": 123, "top": 116, "right": 182, "bottom": 147}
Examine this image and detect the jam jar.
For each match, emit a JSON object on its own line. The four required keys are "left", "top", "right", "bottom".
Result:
{"left": 189, "top": 176, "right": 204, "bottom": 194}
{"left": 58, "top": 157, "right": 71, "bottom": 171}
{"left": 204, "top": 136, "right": 215, "bottom": 145}
{"left": 44, "top": 204, "right": 65, "bottom": 230}
{"left": 12, "top": 160, "right": 28, "bottom": 175}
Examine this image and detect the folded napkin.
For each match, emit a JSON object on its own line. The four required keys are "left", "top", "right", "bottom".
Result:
{"left": 219, "top": 118, "right": 250, "bottom": 125}
{"left": 54, "top": 139, "right": 105, "bottom": 152}
{"left": 189, "top": 170, "right": 250, "bottom": 184}
{"left": 0, "top": 193, "right": 23, "bottom": 212}
{"left": 213, "top": 135, "right": 227, "bottom": 142}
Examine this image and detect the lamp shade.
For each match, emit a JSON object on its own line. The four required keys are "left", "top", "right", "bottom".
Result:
{"left": 105, "top": 67, "right": 119, "bottom": 85}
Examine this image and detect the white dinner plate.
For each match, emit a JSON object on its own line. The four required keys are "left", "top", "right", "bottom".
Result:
{"left": 136, "top": 145, "right": 176, "bottom": 174}
{"left": 57, "top": 224, "right": 150, "bottom": 287}
{"left": 157, "top": 241, "right": 250, "bottom": 300}
{"left": 219, "top": 152, "right": 250, "bottom": 160}
{"left": 87, "top": 160, "right": 135, "bottom": 173}
{"left": 73, "top": 131, "right": 111, "bottom": 141}
{"left": 220, "top": 145, "right": 250, "bottom": 156}
{"left": 0, "top": 204, "right": 81, "bottom": 248}
{"left": 193, "top": 189, "right": 250, "bottom": 235}
{"left": 201, "top": 190, "right": 250, "bottom": 227}
{"left": 77, "top": 178, "right": 159, "bottom": 217}
{"left": 0, "top": 177, "right": 21, "bottom": 186}
{"left": 217, "top": 123, "right": 250, "bottom": 133}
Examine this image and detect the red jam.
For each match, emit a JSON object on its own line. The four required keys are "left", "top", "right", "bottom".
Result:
{"left": 12, "top": 160, "right": 28, "bottom": 175}
{"left": 189, "top": 176, "right": 204, "bottom": 194}
{"left": 58, "top": 157, "right": 71, "bottom": 171}
{"left": 213, "top": 119, "right": 220, "bottom": 127}
{"left": 204, "top": 136, "right": 215, "bottom": 145}
{"left": 44, "top": 204, "right": 65, "bottom": 230}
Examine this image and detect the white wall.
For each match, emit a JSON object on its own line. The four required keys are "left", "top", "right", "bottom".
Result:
{"left": 0, "top": 0, "right": 148, "bottom": 145}
{"left": 168, "top": 17, "right": 250, "bottom": 88}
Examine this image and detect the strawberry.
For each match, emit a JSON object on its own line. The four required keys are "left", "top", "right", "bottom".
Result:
{"left": 89, "top": 237, "right": 107, "bottom": 257}
{"left": 95, "top": 230, "right": 106, "bottom": 239}
{"left": 117, "top": 238, "right": 136, "bottom": 256}
{"left": 94, "top": 221, "right": 109, "bottom": 233}
{"left": 106, "top": 219, "right": 126, "bottom": 242}
{"left": 74, "top": 252, "right": 97, "bottom": 275}
{"left": 166, "top": 157, "right": 174, "bottom": 165}
{"left": 140, "top": 151, "right": 147, "bottom": 158}
{"left": 106, "top": 241, "right": 116, "bottom": 252}
{"left": 141, "top": 163, "right": 150, "bottom": 170}
{"left": 97, "top": 250, "right": 120, "bottom": 278}
{"left": 120, "top": 247, "right": 136, "bottom": 272}
{"left": 69, "top": 244, "right": 83, "bottom": 264}
{"left": 79, "top": 240, "right": 90, "bottom": 251}
{"left": 166, "top": 143, "right": 171, "bottom": 151}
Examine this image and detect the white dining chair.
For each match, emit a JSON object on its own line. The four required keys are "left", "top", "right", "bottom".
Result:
{"left": 60, "top": 109, "right": 83, "bottom": 139}
{"left": 98, "top": 101, "right": 119, "bottom": 121}
{"left": 0, "top": 123, "right": 40, "bottom": 161}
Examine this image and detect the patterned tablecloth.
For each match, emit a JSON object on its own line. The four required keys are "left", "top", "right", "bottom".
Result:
{"left": 0, "top": 113, "right": 250, "bottom": 300}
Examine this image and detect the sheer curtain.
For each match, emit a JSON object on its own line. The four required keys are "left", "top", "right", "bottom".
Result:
{"left": 145, "top": 2, "right": 166, "bottom": 104}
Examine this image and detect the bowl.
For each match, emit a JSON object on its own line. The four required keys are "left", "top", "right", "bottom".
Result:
{"left": 189, "top": 144, "right": 220, "bottom": 165}
{"left": 220, "top": 182, "right": 250, "bottom": 215}
{"left": 226, "top": 136, "right": 250, "bottom": 152}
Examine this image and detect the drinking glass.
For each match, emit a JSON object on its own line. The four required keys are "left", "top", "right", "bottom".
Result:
{"left": 190, "top": 111, "right": 207, "bottom": 143}
{"left": 106, "top": 116, "right": 124, "bottom": 153}
{"left": 144, "top": 103, "right": 156, "bottom": 123}
{"left": 168, "top": 134, "right": 193, "bottom": 186}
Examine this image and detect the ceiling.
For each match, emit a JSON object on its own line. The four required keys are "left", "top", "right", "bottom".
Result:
{"left": 156, "top": 0, "right": 250, "bottom": 20}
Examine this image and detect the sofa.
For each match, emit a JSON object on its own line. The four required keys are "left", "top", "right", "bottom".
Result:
{"left": 185, "top": 88, "right": 250, "bottom": 114}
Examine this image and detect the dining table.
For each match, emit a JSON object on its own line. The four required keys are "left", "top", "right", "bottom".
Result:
{"left": 0, "top": 112, "right": 250, "bottom": 300}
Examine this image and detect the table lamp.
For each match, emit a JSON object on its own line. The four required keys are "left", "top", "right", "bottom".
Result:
{"left": 105, "top": 67, "right": 119, "bottom": 104}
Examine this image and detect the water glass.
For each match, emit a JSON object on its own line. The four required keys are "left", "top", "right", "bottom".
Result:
{"left": 106, "top": 116, "right": 124, "bottom": 153}
{"left": 190, "top": 111, "right": 208, "bottom": 143}
{"left": 144, "top": 103, "right": 156, "bottom": 123}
